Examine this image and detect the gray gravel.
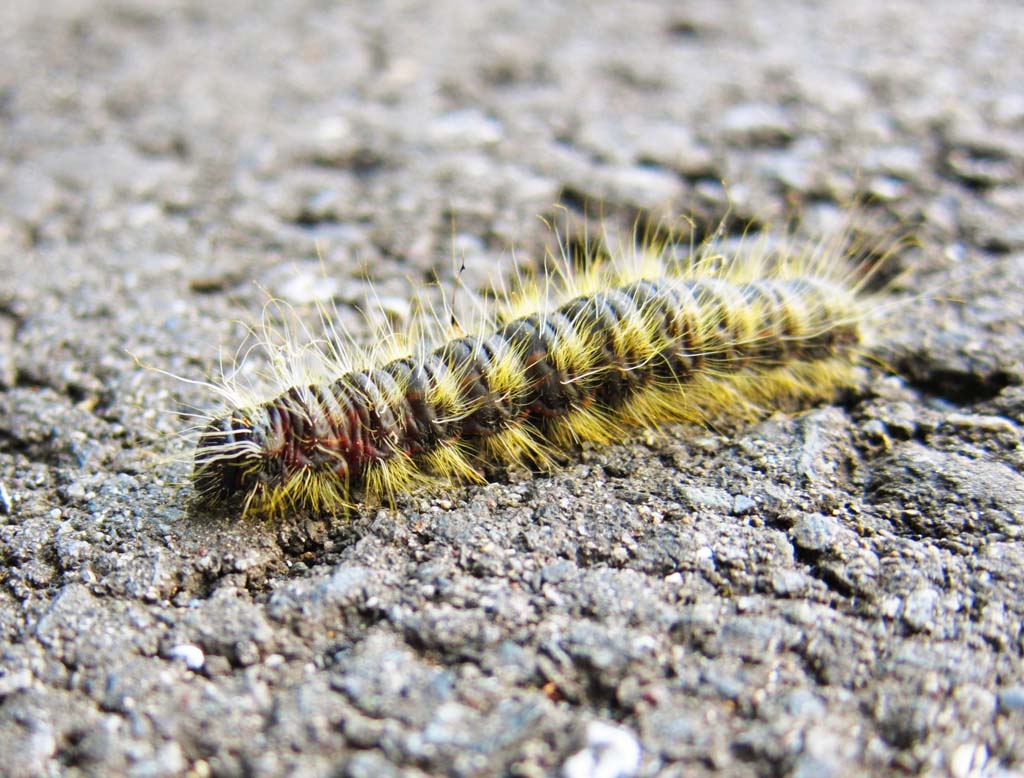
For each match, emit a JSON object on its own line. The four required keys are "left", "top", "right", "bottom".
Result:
{"left": 2, "top": 1, "right": 1024, "bottom": 776}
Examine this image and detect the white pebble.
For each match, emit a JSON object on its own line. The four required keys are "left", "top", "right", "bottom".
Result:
{"left": 949, "top": 742, "right": 988, "bottom": 778}
{"left": 168, "top": 643, "right": 205, "bottom": 670}
{"left": 562, "top": 721, "right": 641, "bottom": 778}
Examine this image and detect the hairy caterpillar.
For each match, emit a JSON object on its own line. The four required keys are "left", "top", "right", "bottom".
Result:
{"left": 190, "top": 216, "right": 892, "bottom": 517}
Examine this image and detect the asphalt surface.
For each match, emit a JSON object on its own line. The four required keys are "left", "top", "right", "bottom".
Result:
{"left": 1, "top": 1, "right": 1023, "bottom": 776}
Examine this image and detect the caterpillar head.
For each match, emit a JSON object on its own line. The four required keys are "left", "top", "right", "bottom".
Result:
{"left": 192, "top": 410, "right": 282, "bottom": 507}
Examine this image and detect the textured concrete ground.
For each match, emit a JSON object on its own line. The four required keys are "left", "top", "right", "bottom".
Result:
{"left": 1, "top": 1, "right": 1023, "bottom": 776}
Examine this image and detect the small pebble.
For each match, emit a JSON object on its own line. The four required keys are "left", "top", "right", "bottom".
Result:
{"left": 562, "top": 721, "right": 641, "bottom": 778}
{"left": 168, "top": 643, "right": 205, "bottom": 670}
{"left": 902, "top": 588, "right": 939, "bottom": 633}
{"left": 998, "top": 686, "right": 1024, "bottom": 713}
{"left": 791, "top": 513, "right": 836, "bottom": 553}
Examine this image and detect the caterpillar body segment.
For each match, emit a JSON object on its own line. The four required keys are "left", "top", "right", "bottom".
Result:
{"left": 192, "top": 233, "right": 874, "bottom": 517}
